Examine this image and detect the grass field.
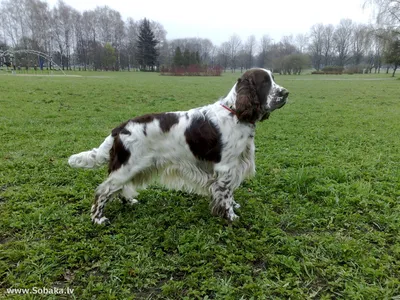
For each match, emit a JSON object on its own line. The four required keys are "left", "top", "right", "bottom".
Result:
{"left": 1, "top": 71, "right": 399, "bottom": 299}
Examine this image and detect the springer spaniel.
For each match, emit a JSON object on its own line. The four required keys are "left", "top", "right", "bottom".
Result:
{"left": 68, "top": 68, "right": 289, "bottom": 224}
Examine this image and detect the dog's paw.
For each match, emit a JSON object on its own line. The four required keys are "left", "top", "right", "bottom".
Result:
{"left": 233, "top": 201, "right": 241, "bottom": 209}
{"left": 92, "top": 216, "right": 110, "bottom": 225}
{"left": 120, "top": 197, "right": 139, "bottom": 206}
{"left": 126, "top": 198, "right": 139, "bottom": 205}
{"left": 227, "top": 207, "right": 239, "bottom": 222}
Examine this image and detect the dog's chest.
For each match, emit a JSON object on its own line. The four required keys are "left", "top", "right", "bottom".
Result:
{"left": 224, "top": 129, "right": 254, "bottom": 156}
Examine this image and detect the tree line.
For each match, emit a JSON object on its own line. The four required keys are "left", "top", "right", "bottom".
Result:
{"left": 0, "top": 0, "right": 398, "bottom": 75}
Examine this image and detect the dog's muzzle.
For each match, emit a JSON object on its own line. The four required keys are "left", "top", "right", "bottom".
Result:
{"left": 264, "top": 89, "right": 289, "bottom": 116}
{"left": 277, "top": 89, "right": 289, "bottom": 108}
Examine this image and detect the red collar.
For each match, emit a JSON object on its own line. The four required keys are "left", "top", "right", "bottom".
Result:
{"left": 220, "top": 104, "right": 237, "bottom": 115}
{"left": 220, "top": 104, "right": 255, "bottom": 125}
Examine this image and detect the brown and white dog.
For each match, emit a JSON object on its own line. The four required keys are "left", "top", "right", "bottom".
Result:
{"left": 68, "top": 68, "right": 289, "bottom": 224}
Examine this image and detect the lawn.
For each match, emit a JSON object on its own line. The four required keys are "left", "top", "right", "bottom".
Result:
{"left": 0, "top": 71, "right": 399, "bottom": 299}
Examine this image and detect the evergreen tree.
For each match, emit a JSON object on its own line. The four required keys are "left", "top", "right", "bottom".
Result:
{"left": 173, "top": 46, "right": 183, "bottom": 66}
{"left": 136, "top": 18, "right": 158, "bottom": 71}
{"left": 190, "top": 51, "right": 196, "bottom": 65}
{"left": 183, "top": 48, "right": 190, "bottom": 67}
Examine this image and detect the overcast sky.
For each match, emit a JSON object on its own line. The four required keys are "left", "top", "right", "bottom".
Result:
{"left": 47, "top": 0, "right": 374, "bottom": 45}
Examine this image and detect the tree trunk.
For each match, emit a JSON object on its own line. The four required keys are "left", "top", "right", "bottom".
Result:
{"left": 392, "top": 64, "right": 397, "bottom": 77}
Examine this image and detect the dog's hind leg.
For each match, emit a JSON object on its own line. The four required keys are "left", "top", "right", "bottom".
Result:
{"left": 91, "top": 176, "right": 125, "bottom": 225}
{"left": 91, "top": 166, "right": 136, "bottom": 224}
{"left": 92, "top": 158, "right": 153, "bottom": 224}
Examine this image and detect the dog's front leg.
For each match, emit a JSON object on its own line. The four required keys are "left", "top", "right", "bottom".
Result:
{"left": 210, "top": 178, "right": 239, "bottom": 222}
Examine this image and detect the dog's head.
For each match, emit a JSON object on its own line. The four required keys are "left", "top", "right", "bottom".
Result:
{"left": 235, "top": 68, "right": 289, "bottom": 123}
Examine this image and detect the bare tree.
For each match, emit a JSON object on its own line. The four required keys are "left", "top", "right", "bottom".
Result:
{"left": 237, "top": 48, "right": 247, "bottom": 72}
{"left": 0, "top": 14, "right": 5, "bottom": 44}
{"left": 281, "top": 35, "right": 295, "bottom": 51}
{"left": 109, "top": 10, "right": 125, "bottom": 70}
{"left": 217, "top": 41, "right": 230, "bottom": 71}
{"left": 148, "top": 20, "right": 165, "bottom": 68}
{"left": 199, "top": 38, "right": 213, "bottom": 64}
{"left": 364, "top": 0, "right": 400, "bottom": 30}
{"left": 73, "top": 11, "right": 85, "bottom": 69}
{"left": 81, "top": 10, "right": 100, "bottom": 69}
{"left": 258, "top": 34, "right": 272, "bottom": 68}
{"left": 209, "top": 45, "right": 218, "bottom": 66}
{"left": 244, "top": 35, "right": 256, "bottom": 69}
{"left": 124, "top": 18, "right": 138, "bottom": 69}
{"left": 227, "top": 34, "right": 242, "bottom": 72}
{"left": 309, "top": 24, "right": 324, "bottom": 70}
{"left": 333, "top": 19, "right": 354, "bottom": 66}
{"left": 272, "top": 37, "right": 298, "bottom": 74}
{"left": 322, "top": 24, "right": 335, "bottom": 66}
{"left": 352, "top": 23, "right": 369, "bottom": 66}
{"left": 371, "top": 27, "right": 389, "bottom": 72}
{"left": 51, "top": 1, "right": 76, "bottom": 69}
{"left": 150, "top": 21, "right": 167, "bottom": 44}
{"left": 1, "top": 0, "right": 27, "bottom": 47}
{"left": 93, "top": 5, "right": 125, "bottom": 69}
{"left": 95, "top": 6, "right": 122, "bottom": 46}
{"left": 363, "top": 26, "right": 381, "bottom": 73}
{"left": 295, "top": 33, "right": 309, "bottom": 53}
{"left": 25, "top": 0, "right": 50, "bottom": 52}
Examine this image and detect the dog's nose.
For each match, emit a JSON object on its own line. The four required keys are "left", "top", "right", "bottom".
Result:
{"left": 280, "top": 89, "right": 289, "bottom": 98}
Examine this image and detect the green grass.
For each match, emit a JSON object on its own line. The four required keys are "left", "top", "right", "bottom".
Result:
{"left": 1, "top": 71, "right": 400, "bottom": 299}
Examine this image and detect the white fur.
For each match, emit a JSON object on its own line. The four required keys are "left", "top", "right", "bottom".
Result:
{"left": 68, "top": 135, "right": 113, "bottom": 168}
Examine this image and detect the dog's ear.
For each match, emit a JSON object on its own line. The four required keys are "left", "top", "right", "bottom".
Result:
{"left": 235, "top": 77, "right": 261, "bottom": 123}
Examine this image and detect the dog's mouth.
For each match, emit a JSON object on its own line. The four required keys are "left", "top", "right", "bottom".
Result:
{"left": 261, "top": 96, "right": 287, "bottom": 121}
{"left": 275, "top": 97, "right": 287, "bottom": 109}
{"left": 260, "top": 111, "right": 270, "bottom": 121}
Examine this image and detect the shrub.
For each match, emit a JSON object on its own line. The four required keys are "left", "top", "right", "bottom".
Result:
{"left": 160, "top": 64, "right": 222, "bottom": 76}
{"left": 311, "top": 66, "right": 344, "bottom": 75}
{"left": 343, "top": 66, "right": 364, "bottom": 74}
{"left": 311, "top": 70, "right": 342, "bottom": 75}
{"left": 322, "top": 66, "right": 344, "bottom": 73}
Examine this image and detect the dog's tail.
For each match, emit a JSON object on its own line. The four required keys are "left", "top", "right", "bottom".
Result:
{"left": 68, "top": 135, "right": 114, "bottom": 169}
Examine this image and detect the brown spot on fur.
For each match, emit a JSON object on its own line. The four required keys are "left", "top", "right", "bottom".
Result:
{"left": 108, "top": 112, "right": 179, "bottom": 172}
{"left": 113, "top": 113, "right": 179, "bottom": 136}
{"left": 120, "top": 128, "right": 131, "bottom": 135}
{"left": 108, "top": 135, "right": 131, "bottom": 173}
{"left": 133, "top": 114, "right": 155, "bottom": 124}
{"left": 132, "top": 113, "right": 179, "bottom": 133}
{"left": 143, "top": 124, "right": 147, "bottom": 136}
{"left": 109, "top": 124, "right": 131, "bottom": 173}
{"left": 111, "top": 121, "right": 129, "bottom": 137}
{"left": 185, "top": 115, "right": 222, "bottom": 163}
{"left": 157, "top": 113, "right": 179, "bottom": 133}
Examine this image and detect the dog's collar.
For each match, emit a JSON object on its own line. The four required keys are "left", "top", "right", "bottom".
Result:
{"left": 220, "top": 104, "right": 255, "bottom": 125}
{"left": 220, "top": 104, "right": 237, "bottom": 115}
